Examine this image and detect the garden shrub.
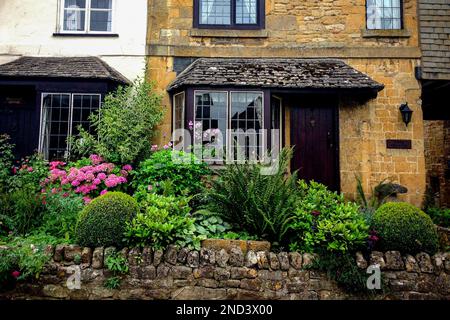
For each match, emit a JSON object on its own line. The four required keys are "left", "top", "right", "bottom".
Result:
{"left": 0, "top": 188, "right": 44, "bottom": 236}
{"left": 0, "top": 134, "right": 14, "bottom": 192}
{"left": 425, "top": 207, "right": 450, "bottom": 228}
{"left": 76, "top": 192, "right": 138, "bottom": 247}
{"left": 125, "top": 193, "right": 198, "bottom": 249}
{"left": 132, "top": 149, "right": 210, "bottom": 197}
{"left": 373, "top": 202, "right": 439, "bottom": 254}
{"left": 42, "top": 154, "right": 131, "bottom": 204}
{"left": 199, "top": 148, "right": 298, "bottom": 246}
{"left": 289, "top": 180, "right": 369, "bottom": 254}
{"left": 0, "top": 234, "right": 59, "bottom": 291}
{"left": 70, "top": 79, "right": 164, "bottom": 164}
{"left": 39, "top": 192, "right": 84, "bottom": 241}
{"left": 8, "top": 154, "right": 49, "bottom": 193}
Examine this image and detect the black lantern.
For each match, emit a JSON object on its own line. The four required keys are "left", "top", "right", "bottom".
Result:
{"left": 399, "top": 103, "right": 413, "bottom": 127}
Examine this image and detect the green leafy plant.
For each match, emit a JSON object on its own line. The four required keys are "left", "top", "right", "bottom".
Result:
{"left": 125, "top": 193, "right": 197, "bottom": 249}
{"left": 0, "top": 188, "right": 44, "bottom": 236}
{"left": 132, "top": 149, "right": 210, "bottom": 197}
{"left": 104, "top": 252, "right": 128, "bottom": 289}
{"left": 0, "top": 234, "right": 59, "bottom": 291}
{"left": 70, "top": 79, "right": 164, "bottom": 164}
{"left": 373, "top": 202, "right": 439, "bottom": 254}
{"left": 76, "top": 192, "right": 139, "bottom": 247}
{"left": 200, "top": 147, "right": 298, "bottom": 246}
{"left": 0, "top": 134, "right": 14, "bottom": 192}
{"left": 39, "top": 192, "right": 84, "bottom": 241}
{"left": 289, "top": 180, "right": 369, "bottom": 254}
{"left": 425, "top": 207, "right": 450, "bottom": 228}
{"left": 191, "top": 210, "right": 233, "bottom": 240}
{"left": 8, "top": 154, "right": 49, "bottom": 193}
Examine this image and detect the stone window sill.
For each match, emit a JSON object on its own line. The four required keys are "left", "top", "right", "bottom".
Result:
{"left": 53, "top": 33, "right": 119, "bottom": 38}
{"left": 361, "top": 29, "right": 411, "bottom": 38}
{"left": 189, "top": 29, "right": 269, "bottom": 38}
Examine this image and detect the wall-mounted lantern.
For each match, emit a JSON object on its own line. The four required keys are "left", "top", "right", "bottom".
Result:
{"left": 399, "top": 103, "right": 413, "bottom": 127}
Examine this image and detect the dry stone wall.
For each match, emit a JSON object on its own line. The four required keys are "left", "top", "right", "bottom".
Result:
{"left": 1, "top": 245, "right": 449, "bottom": 300}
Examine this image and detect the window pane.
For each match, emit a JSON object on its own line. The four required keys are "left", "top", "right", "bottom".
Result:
{"left": 91, "top": 0, "right": 112, "bottom": 9}
{"left": 236, "top": 0, "right": 257, "bottom": 24}
{"left": 199, "top": 0, "right": 231, "bottom": 25}
{"left": 230, "top": 92, "right": 263, "bottom": 162}
{"left": 71, "top": 94, "right": 101, "bottom": 136}
{"left": 64, "top": 9, "right": 86, "bottom": 31}
{"left": 40, "top": 94, "right": 71, "bottom": 160}
{"left": 366, "top": 0, "right": 401, "bottom": 30}
{"left": 64, "top": 0, "right": 86, "bottom": 8}
{"left": 194, "top": 92, "right": 227, "bottom": 163}
{"left": 90, "top": 10, "right": 112, "bottom": 31}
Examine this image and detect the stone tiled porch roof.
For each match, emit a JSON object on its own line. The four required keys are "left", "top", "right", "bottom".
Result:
{"left": 0, "top": 56, "right": 130, "bottom": 84}
{"left": 167, "top": 58, "right": 384, "bottom": 92}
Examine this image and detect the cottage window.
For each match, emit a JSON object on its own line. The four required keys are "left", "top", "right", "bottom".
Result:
{"left": 173, "top": 92, "right": 185, "bottom": 147}
{"left": 366, "top": 0, "right": 402, "bottom": 30}
{"left": 39, "top": 93, "right": 101, "bottom": 160}
{"left": 61, "top": 0, "right": 114, "bottom": 33}
{"left": 194, "top": 0, "right": 265, "bottom": 29}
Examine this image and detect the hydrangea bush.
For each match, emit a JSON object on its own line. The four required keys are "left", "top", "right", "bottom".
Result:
{"left": 41, "top": 154, "right": 132, "bottom": 204}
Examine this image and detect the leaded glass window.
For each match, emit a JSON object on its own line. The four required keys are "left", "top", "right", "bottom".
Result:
{"left": 366, "top": 0, "right": 402, "bottom": 30}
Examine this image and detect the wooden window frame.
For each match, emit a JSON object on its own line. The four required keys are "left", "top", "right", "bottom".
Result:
{"left": 193, "top": 0, "right": 265, "bottom": 30}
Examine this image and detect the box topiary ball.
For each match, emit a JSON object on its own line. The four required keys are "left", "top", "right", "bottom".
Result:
{"left": 76, "top": 192, "right": 139, "bottom": 247}
{"left": 373, "top": 202, "right": 439, "bottom": 254}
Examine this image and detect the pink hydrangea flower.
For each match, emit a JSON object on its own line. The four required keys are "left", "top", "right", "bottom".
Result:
{"left": 97, "top": 172, "right": 107, "bottom": 180}
{"left": 122, "top": 164, "right": 132, "bottom": 171}
{"left": 100, "top": 189, "right": 108, "bottom": 196}
{"left": 27, "top": 167, "right": 34, "bottom": 172}
{"left": 151, "top": 145, "right": 158, "bottom": 152}
{"left": 83, "top": 197, "right": 92, "bottom": 204}
{"left": 89, "top": 154, "right": 104, "bottom": 165}
{"left": 93, "top": 178, "right": 101, "bottom": 186}
{"left": 71, "top": 180, "right": 80, "bottom": 187}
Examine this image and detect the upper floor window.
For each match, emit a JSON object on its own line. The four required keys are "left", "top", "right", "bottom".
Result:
{"left": 61, "top": 0, "right": 114, "bottom": 33}
{"left": 366, "top": 0, "right": 402, "bottom": 30}
{"left": 194, "top": 0, "right": 265, "bottom": 29}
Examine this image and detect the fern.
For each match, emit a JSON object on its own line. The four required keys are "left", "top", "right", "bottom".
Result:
{"left": 200, "top": 147, "right": 298, "bottom": 246}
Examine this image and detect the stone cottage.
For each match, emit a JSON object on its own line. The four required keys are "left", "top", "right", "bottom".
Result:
{"left": 147, "top": 0, "right": 426, "bottom": 205}
{"left": 0, "top": 0, "right": 148, "bottom": 160}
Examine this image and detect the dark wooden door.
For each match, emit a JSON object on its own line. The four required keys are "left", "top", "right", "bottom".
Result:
{"left": 0, "top": 86, "right": 38, "bottom": 159}
{"left": 290, "top": 96, "right": 339, "bottom": 191}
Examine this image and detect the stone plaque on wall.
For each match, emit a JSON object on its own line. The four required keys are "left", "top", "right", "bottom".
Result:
{"left": 386, "top": 139, "right": 412, "bottom": 149}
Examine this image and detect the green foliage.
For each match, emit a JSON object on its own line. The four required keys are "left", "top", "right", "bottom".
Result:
{"left": 132, "top": 149, "right": 210, "bottom": 197}
{"left": 125, "top": 193, "right": 197, "bottom": 249}
{"left": 105, "top": 252, "right": 129, "bottom": 274}
{"left": 289, "top": 181, "right": 369, "bottom": 254}
{"left": 0, "top": 234, "right": 59, "bottom": 290}
{"left": 0, "top": 134, "right": 14, "bottom": 192}
{"left": 76, "top": 192, "right": 138, "bottom": 247}
{"left": 0, "top": 189, "right": 44, "bottom": 236}
{"left": 373, "top": 202, "right": 439, "bottom": 254}
{"left": 104, "top": 276, "right": 121, "bottom": 289}
{"left": 191, "top": 210, "right": 233, "bottom": 240}
{"left": 311, "top": 251, "right": 378, "bottom": 294}
{"left": 425, "top": 207, "right": 450, "bottom": 228}
{"left": 200, "top": 148, "right": 298, "bottom": 245}
{"left": 71, "top": 79, "right": 164, "bottom": 164}
{"left": 104, "top": 252, "right": 129, "bottom": 289}
{"left": 8, "top": 154, "right": 49, "bottom": 193}
{"left": 39, "top": 192, "right": 84, "bottom": 241}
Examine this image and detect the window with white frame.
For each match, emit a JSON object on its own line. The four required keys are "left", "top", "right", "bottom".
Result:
{"left": 61, "top": 0, "right": 114, "bottom": 33}
{"left": 190, "top": 90, "right": 270, "bottom": 164}
{"left": 39, "top": 93, "right": 101, "bottom": 160}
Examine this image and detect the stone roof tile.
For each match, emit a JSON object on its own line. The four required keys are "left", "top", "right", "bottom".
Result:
{"left": 168, "top": 58, "right": 384, "bottom": 92}
{"left": 0, "top": 56, "right": 130, "bottom": 84}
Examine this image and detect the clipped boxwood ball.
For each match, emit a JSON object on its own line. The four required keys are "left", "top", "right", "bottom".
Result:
{"left": 76, "top": 192, "right": 138, "bottom": 247}
{"left": 373, "top": 202, "right": 439, "bottom": 254}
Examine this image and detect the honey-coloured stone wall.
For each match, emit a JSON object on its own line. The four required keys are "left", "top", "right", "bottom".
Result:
{"left": 145, "top": 0, "right": 426, "bottom": 206}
